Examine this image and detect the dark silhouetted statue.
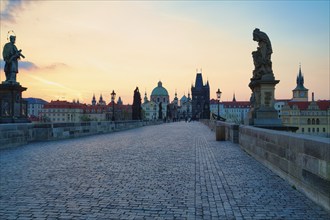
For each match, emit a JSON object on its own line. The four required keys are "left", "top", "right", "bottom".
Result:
{"left": 251, "top": 28, "right": 273, "bottom": 81}
{"left": 132, "top": 87, "right": 141, "bottom": 120}
{"left": 2, "top": 35, "right": 25, "bottom": 84}
{"left": 158, "top": 102, "right": 162, "bottom": 120}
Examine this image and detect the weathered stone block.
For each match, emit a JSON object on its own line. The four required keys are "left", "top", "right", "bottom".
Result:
{"left": 318, "top": 160, "right": 330, "bottom": 180}
{"left": 302, "top": 154, "right": 319, "bottom": 176}
{"left": 304, "top": 138, "right": 329, "bottom": 161}
{"left": 302, "top": 169, "right": 330, "bottom": 196}
{"left": 288, "top": 163, "right": 302, "bottom": 180}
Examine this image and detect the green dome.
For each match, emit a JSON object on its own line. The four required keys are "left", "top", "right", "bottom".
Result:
{"left": 151, "top": 81, "right": 169, "bottom": 96}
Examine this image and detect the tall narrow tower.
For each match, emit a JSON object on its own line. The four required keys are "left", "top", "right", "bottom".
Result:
{"left": 292, "top": 65, "right": 308, "bottom": 101}
{"left": 191, "top": 70, "right": 210, "bottom": 119}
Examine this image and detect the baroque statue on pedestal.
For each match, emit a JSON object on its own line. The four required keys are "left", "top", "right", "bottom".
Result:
{"left": 2, "top": 34, "right": 25, "bottom": 84}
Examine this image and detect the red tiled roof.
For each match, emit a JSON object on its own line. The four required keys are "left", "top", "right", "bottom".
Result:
{"left": 287, "top": 100, "right": 330, "bottom": 110}
{"left": 222, "top": 101, "right": 250, "bottom": 108}
{"left": 210, "top": 99, "right": 250, "bottom": 108}
{"left": 317, "top": 100, "right": 330, "bottom": 111}
{"left": 287, "top": 101, "right": 310, "bottom": 110}
{"left": 44, "top": 100, "right": 86, "bottom": 109}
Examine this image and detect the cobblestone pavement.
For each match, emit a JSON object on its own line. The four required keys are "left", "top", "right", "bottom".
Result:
{"left": 1, "top": 122, "right": 329, "bottom": 219}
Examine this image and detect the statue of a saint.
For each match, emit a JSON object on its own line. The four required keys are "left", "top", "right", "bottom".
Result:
{"left": 251, "top": 28, "right": 273, "bottom": 80}
{"left": 2, "top": 35, "right": 25, "bottom": 84}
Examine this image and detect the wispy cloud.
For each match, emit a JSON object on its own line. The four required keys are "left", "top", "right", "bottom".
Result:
{"left": 27, "top": 75, "right": 67, "bottom": 89}
{"left": 26, "top": 75, "right": 83, "bottom": 101}
{"left": 0, "top": 0, "right": 27, "bottom": 23}
{"left": 43, "top": 62, "right": 68, "bottom": 71}
{"left": 0, "top": 60, "right": 38, "bottom": 71}
{"left": 0, "top": 60, "right": 69, "bottom": 72}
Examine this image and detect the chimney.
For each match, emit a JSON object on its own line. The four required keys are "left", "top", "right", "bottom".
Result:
{"left": 312, "top": 92, "right": 315, "bottom": 102}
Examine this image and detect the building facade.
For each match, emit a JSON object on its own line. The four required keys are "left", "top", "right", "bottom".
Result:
{"left": 142, "top": 93, "right": 158, "bottom": 120}
{"left": 281, "top": 66, "right": 330, "bottom": 137}
{"left": 191, "top": 72, "right": 210, "bottom": 119}
{"left": 282, "top": 99, "right": 330, "bottom": 137}
{"left": 210, "top": 95, "right": 250, "bottom": 124}
{"left": 41, "top": 100, "right": 84, "bottom": 123}
{"left": 149, "top": 81, "right": 169, "bottom": 119}
{"left": 25, "top": 97, "right": 48, "bottom": 121}
{"left": 177, "top": 93, "right": 192, "bottom": 120}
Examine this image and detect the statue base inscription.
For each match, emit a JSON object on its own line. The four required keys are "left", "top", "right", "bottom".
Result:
{"left": 0, "top": 84, "right": 29, "bottom": 123}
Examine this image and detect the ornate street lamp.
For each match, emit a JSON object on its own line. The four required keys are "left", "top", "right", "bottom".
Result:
{"left": 111, "top": 90, "right": 116, "bottom": 121}
{"left": 216, "top": 88, "right": 222, "bottom": 120}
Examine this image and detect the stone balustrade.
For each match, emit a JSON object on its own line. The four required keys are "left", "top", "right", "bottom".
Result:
{"left": 202, "top": 120, "right": 329, "bottom": 212}
{"left": 0, "top": 120, "right": 162, "bottom": 149}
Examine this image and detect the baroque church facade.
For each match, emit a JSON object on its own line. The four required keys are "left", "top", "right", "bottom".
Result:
{"left": 142, "top": 81, "right": 169, "bottom": 120}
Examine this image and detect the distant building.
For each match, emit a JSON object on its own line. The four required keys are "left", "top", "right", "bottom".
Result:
{"left": 281, "top": 65, "right": 330, "bottom": 137}
{"left": 98, "top": 94, "right": 106, "bottom": 105}
{"left": 167, "top": 91, "right": 179, "bottom": 121}
{"left": 24, "top": 97, "right": 48, "bottom": 121}
{"left": 210, "top": 94, "right": 250, "bottom": 124}
{"left": 150, "top": 81, "right": 169, "bottom": 119}
{"left": 84, "top": 104, "right": 108, "bottom": 121}
{"left": 282, "top": 97, "right": 330, "bottom": 137}
{"left": 191, "top": 71, "right": 210, "bottom": 119}
{"left": 178, "top": 92, "right": 192, "bottom": 120}
{"left": 274, "top": 99, "right": 290, "bottom": 119}
{"left": 41, "top": 100, "right": 84, "bottom": 122}
{"left": 142, "top": 92, "right": 158, "bottom": 120}
{"left": 42, "top": 97, "right": 132, "bottom": 123}
{"left": 292, "top": 65, "right": 308, "bottom": 102}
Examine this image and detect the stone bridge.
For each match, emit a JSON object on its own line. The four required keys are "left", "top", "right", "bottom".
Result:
{"left": 0, "top": 122, "right": 329, "bottom": 219}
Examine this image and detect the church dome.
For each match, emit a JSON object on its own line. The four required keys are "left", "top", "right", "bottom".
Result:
{"left": 151, "top": 81, "right": 168, "bottom": 96}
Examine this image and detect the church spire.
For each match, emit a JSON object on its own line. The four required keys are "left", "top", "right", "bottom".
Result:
{"left": 92, "top": 94, "right": 96, "bottom": 106}
{"left": 292, "top": 64, "right": 308, "bottom": 101}
{"left": 144, "top": 91, "right": 148, "bottom": 103}
{"left": 297, "top": 63, "right": 304, "bottom": 86}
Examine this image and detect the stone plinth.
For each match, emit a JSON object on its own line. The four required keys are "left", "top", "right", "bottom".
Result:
{"left": 248, "top": 78, "right": 282, "bottom": 126}
{"left": 0, "top": 84, "right": 29, "bottom": 123}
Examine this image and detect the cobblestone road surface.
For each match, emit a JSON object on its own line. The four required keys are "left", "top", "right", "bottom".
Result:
{"left": 1, "top": 122, "right": 329, "bottom": 219}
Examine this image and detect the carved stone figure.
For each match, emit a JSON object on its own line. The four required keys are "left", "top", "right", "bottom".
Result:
{"left": 132, "top": 87, "right": 142, "bottom": 120}
{"left": 247, "top": 28, "right": 281, "bottom": 127}
{"left": 2, "top": 35, "right": 25, "bottom": 84}
{"left": 158, "top": 102, "right": 162, "bottom": 119}
{"left": 251, "top": 28, "right": 273, "bottom": 80}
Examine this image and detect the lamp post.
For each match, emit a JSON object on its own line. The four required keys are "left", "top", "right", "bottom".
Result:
{"left": 216, "top": 88, "right": 222, "bottom": 120}
{"left": 111, "top": 90, "right": 116, "bottom": 121}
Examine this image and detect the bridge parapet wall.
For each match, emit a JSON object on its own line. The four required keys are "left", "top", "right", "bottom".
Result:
{"left": 239, "top": 125, "right": 329, "bottom": 212}
{"left": 0, "top": 120, "right": 161, "bottom": 149}
{"left": 201, "top": 120, "right": 329, "bottom": 212}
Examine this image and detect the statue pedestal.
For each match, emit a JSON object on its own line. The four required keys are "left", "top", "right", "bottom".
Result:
{"left": 248, "top": 78, "right": 282, "bottom": 127}
{"left": 0, "top": 84, "right": 30, "bottom": 123}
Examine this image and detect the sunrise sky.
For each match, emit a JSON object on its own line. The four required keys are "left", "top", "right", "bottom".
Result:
{"left": 0, "top": 1, "right": 329, "bottom": 104}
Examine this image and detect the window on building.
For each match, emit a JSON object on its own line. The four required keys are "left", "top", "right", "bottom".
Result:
{"left": 308, "top": 128, "right": 310, "bottom": 132}
{"left": 312, "top": 119, "right": 315, "bottom": 124}
{"left": 302, "top": 128, "right": 304, "bottom": 133}
{"left": 307, "top": 118, "right": 311, "bottom": 124}
{"left": 323, "top": 128, "right": 326, "bottom": 132}
{"left": 316, "top": 118, "right": 320, "bottom": 125}
{"left": 317, "top": 128, "right": 319, "bottom": 132}
{"left": 312, "top": 128, "right": 315, "bottom": 132}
